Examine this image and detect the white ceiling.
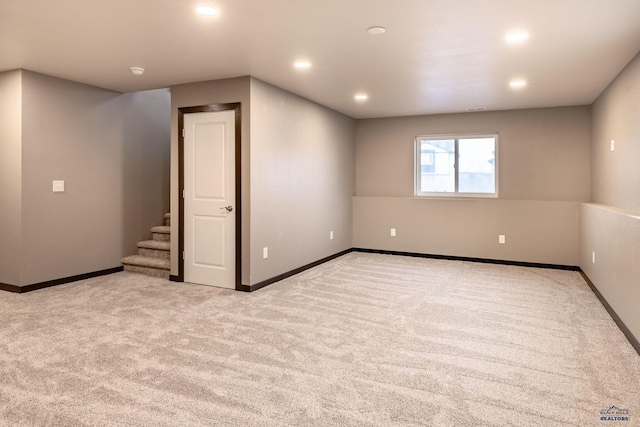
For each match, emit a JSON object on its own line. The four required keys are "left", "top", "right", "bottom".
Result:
{"left": 1, "top": 0, "right": 640, "bottom": 119}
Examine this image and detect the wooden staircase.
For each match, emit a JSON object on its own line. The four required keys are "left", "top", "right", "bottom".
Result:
{"left": 121, "top": 213, "right": 171, "bottom": 278}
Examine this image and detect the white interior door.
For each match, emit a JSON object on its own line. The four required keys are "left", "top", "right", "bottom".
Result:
{"left": 184, "top": 110, "right": 235, "bottom": 289}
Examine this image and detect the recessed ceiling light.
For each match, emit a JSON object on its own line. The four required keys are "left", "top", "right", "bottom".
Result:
{"left": 466, "top": 107, "right": 486, "bottom": 112}
{"left": 355, "top": 94, "right": 368, "bottom": 101}
{"left": 130, "top": 67, "right": 145, "bottom": 76}
{"left": 367, "top": 26, "right": 386, "bottom": 35}
{"left": 196, "top": 6, "right": 220, "bottom": 16}
{"left": 294, "top": 61, "right": 311, "bottom": 69}
{"left": 509, "top": 79, "right": 527, "bottom": 89}
{"left": 505, "top": 31, "right": 529, "bottom": 44}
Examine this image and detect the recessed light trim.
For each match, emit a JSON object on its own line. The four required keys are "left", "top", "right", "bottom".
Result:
{"left": 294, "top": 61, "right": 311, "bottom": 69}
{"left": 355, "top": 94, "right": 368, "bottom": 101}
{"left": 196, "top": 5, "right": 220, "bottom": 16}
{"left": 505, "top": 31, "right": 529, "bottom": 44}
{"left": 130, "top": 67, "right": 145, "bottom": 76}
{"left": 509, "top": 79, "right": 527, "bottom": 89}
{"left": 367, "top": 26, "right": 386, "bottom": 35}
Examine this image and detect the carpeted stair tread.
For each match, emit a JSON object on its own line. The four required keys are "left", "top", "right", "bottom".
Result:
{"left": 137, "top": 240, "right": 170, "bottom": 251}
{"left": 121, "top": 215, "right": 171, "bottom": 277}
{"left": 151, "top": 226, "right": 170, "bottom": 234}
{"left": 121, "top": 255, "right": 169, "bottom": 270}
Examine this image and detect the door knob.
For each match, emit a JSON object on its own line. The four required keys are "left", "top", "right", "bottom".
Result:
{"left": 221, "top": 206, "right": 233, "bottom": 212}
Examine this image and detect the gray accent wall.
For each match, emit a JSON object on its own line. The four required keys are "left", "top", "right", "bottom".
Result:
{"left": 0, "top": 70, "right": 22, "bottom": 285}
{"left": 2, "top": 70, "right": 170, "bottom": 287}
{"left": 354, "top": 107, "right": 591, "bottom": 265}
{"left": 582, "top": 50, "right": 640, "bottom": 342}
{"left": 249, "top": 78, "right": 355, "bottom": 284}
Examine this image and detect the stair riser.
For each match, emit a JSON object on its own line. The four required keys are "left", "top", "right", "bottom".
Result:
{"left": 153, "top": 233, "right": 170, "bottom": 242}
{"left": 124, "top": 265, "right": 169, "bottom": 279}
{"left": 139, "top": 248, "right": 170, "bottom": 260}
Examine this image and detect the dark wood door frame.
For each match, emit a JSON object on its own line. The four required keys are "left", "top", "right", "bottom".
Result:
{"left": 175, "top": 103, "right": 242, "bottom": 290}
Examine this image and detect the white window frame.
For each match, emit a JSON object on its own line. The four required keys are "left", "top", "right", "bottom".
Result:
{"left": 414, "top": 133, "right": 499, "bottom": 198}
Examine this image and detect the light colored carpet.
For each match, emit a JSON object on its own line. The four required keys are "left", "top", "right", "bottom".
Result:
{"left": 0, "top": 252, "right": 638, "bottom": 426}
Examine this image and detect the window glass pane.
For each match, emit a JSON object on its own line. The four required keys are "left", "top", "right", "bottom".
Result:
{"left": 419, "top": 139, "right": 455, "bottom": 193}
{"left": 458, "top": 138, "right": 495, "bottom": 193}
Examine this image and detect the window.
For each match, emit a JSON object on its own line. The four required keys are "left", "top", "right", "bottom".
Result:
{"left": 415, "top": 134, "right": 497, "bottom": 197}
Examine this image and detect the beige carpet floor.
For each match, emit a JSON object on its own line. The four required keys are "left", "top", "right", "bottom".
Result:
{"left": 0, "top": 252, "right": 638, "bottom": 426}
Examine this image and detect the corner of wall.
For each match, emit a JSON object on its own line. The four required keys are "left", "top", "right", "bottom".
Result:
{"left": 0, "top": 69, "right": 23, "bottom": 286}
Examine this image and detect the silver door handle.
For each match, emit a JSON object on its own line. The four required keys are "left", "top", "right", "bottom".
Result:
{"left": 221, "top": 206, "right": 233, "bottom": 212}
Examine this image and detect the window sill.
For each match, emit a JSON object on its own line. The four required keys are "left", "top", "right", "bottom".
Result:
{"left": 415, "top": 193, "right": 498, "bottom": 200}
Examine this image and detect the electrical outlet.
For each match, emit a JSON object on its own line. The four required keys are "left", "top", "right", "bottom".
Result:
{"left": 330, "top": 231, "right": 334, "bottom": 240}
{"left": 592, "top": 251, "right": 596, "bottom": 264}
{"left": 263, "top": 247, "right": 268, "bottom": 259}
{"left": 610, "top": 140, "right": 615, "bottom": 152}
{"left": 499, "top": 235, "right": 506, "bottom": 244}
{"left": 390, "top": 228, "right": 396, "bottom": 237}
{"left": 53, "top": 180, "right": 65, "bottom": 193}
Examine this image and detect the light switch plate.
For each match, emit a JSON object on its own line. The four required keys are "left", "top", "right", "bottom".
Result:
{"left": 53, "top": 180, "right": 65, "bottom": 193}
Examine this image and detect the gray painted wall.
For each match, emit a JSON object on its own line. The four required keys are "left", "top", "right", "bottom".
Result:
{"left": 119, "top": 89, "right": 172, "bottom": 254}
{"left": 14, "top": 71, "right": 170, "bottom": 286}
{"left": 249, "top": 78, "right": 355, "bottom": 284}
{"left": 582, "top": 50, "right": 640, "bottom": 342}
{"left": 591, "top": 51, "right": 640, "bottom": 213}
{"left": 354, "top": 197, "right": 579, "bottom": 266}
{"left": 354, "top": 106, "right": 591, "bottom": 265}
{"left": 0, "top": 70, "right": 23, "bottom": 285}
{"left": 580, "top": 204, "right": 640, "bottom": 342}
{"left": 169, "top": 77, "right": 252, "bottom": 283}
